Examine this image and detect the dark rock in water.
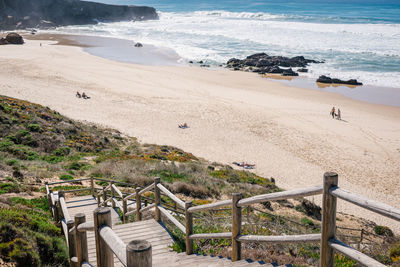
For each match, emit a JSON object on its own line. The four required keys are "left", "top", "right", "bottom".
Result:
{"left": 197, "top": 61, "right": 203, "bottom": 64}
{"left": 200, "top": 64, "right": 210, "bottom": 68}
{"left": 0, "top": 0, "right": 158, "bottom": 30}
{"left": 188, "top": 61, "right": 193, "bottom": 64}
{"left": 282, "top": 68, "right": 299, "bottom": 76}
{"left": 297, "top": 68, "right": 308, "bottom": 73}
{"left": 317, "top": 75, "right": 362, "bottom": 86}
{"left": 134, "top": 42, "right": 143, "bottom": 47}
{"left": 0, "top": 38, "right": 7, "bottom": 45}
{"left": 226, "top": 52, "right": 321, "bottom": 77}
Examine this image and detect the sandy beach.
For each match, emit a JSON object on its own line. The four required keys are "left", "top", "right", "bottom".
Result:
{"left": 0, "top": 36, "right": 399, "bottom": 232}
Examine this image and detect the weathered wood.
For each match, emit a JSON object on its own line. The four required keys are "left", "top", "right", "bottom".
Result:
{"left": 93, "top": 207, "right": 114, "bottom": 267}
{"left": 63, "top": 188, "right": 92, "bottom": 193}
{"left": 330, "top": 186, "right": 400, "bottom": 222}
{"left": 112, "top": 184, "right": 123, "bottom": 198}
{"left": 102, "top": 186, "right": 107, "bottom": 207}
{"left": 59, "top": 191, "right": 72, "bottom": 222}
{"left": 237, "top": 185, "right": 323, "bottom": 207}
{"left": 136, "top": 187, "right": 142, "bottom": 221}
{"left": 81, "top": 262, "right": 94, "bottom": 267}
{"left": 111, "top": 182, "right": 116, "bottom": 209}
{"left": 232, "top": 193, "right": 242, "bottom": 262}
{"left": 328, "top": 238, "right": 385, "bottom": 267}
{"left": 157, "top": 184, "right": 185, "bottom": 209}
{"left": 320, "top": 172, "right": 338, "bottom": 267}
{"left": 77, "top": 221, "right": 94, "bottom": 232}
{"left": 126, "top": 208, "right": 138, "bottom": 216}
{"left": 187, "top": 199, "right": 232, "bottom": 213}
{"left": 123, "top": 196, "right": 128, "bottom": 223}
{"left": 126, "top": 240, "right": 152, "bottom": 267}
{"left": 112, "top": 198, "right": 123, "bottom": 211}
{"left": 48, "top": 178, "right": 91, "bottom": 185}
{"left": 99, "top": 226, "right": 127, "bottom": 266}
{"left": 67, "top": 219, "right": 77, "bottom": 267}
{"left": 61, "top": 219, "right": 69, "bottom": 243}
{"left": 75, "top": 213, "right": 88, "bottom": 266}
{"left": 237, "top": 234, "right": 321, "bottom": 243}
{"left": 91, "top": 177, "right": 95, "bottom": 196}
{"left": 139, "top": 203, "right": 155, "bottom": 214}
{"left": 139, "top": 183, "right": 155, "bottom": 196}
{"left": 158, "top": 206, "right": 186, "bottom": 233}
{"left": 154, "top": 177, "right": 161, "bottom": 222}
{"left": 189, "top": 232, "right": 232, "bottom": 240}
{"left": 185, "top": 201, "right": 193, "bottom": 255}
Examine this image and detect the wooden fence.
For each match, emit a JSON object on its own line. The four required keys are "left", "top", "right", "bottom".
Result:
{"left": 46, "top": 172, "right": 400, "bottom": 267}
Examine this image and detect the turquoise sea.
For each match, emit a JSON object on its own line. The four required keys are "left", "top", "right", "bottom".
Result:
{"left": 57, "top": 0, "right": 400, "bottom": 89}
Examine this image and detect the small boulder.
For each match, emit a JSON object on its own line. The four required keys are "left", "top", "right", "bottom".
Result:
{"left": 5, "top": 32, "right": 24, "bottom": 44}
{"left": 297, "top": 68, "right": 308, "bottom": 73}
{"left": 282, "top": 68, "right": 299, "bottom": 76}
{"left": 316, "top": 75, "right": 332, "bottom": 83}
{"left": 134, "top": 42, "right": 143, "bottom": 47}
{"left": 0, "top": 38, "right": 8, "bottom": 45}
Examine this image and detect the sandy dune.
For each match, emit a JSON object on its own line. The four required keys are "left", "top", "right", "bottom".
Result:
{"left": 0, "top": 39, "right": 399, "bottom": 232}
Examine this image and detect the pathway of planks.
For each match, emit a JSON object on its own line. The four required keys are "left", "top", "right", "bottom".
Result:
{"left": 65, "top": 195, "right": 280, "bottom": 267}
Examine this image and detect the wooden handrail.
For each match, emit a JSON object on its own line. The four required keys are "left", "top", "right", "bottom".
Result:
{"left": 77, "top": 221, "right": 94, "bottom": 232}
{"left": 112, "top": 184, "right": 124, "bottom": 198}
{"left": 189, "top": 232, "right": 232, "bottom": 239}
{"left": 139, "top": 203, "right": 155, "bottom": 213}
{"left": 330, "top": 186, "right": 400, "bottom": 221}
{"left": 237, "top": 234, "right": 321, "bottom": 243}
{"left": 328, "top": 238, "right": 385, "bottom": 267}
{"left": 187, "top": 199, "right": 232, "bottom": 213}
{"left": 158, "top": 206, "right": 186, "bottom": 233}
{"left": 99, "top": 226, "right": 127, "bottom": 266}
{"left": 237, "top": 185, "right": 323, "bottom": 207}
{"left": 48, "top": 177, "right": 92, "bottom": 185}
{"left": 59, "top": 195, "right": 72, "bottom": 222}
{"left": 157, "top": 184, "right": 185, "bottom": 209}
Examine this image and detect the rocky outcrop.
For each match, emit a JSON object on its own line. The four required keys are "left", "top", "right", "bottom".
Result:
{"left": 317, "top": 75, "right": 362, "bottom": 86}
{"left": 0, "top": 0, "right": 158, "bottom": 30}
{"left": 226, "top": 53, "right": 321, "bottom": 76}
{"left": 0, "top": 32, "right": 24, "bottom": 45}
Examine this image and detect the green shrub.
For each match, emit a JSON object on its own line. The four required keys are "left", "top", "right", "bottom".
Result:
{"left": 53, "top": 147, "right": 71, "bottom": 157}
{"left": 10, "top": 197, "right": 49, "bottom": 212}
{"left": 6, "top": 159, "right": 19, "bottom": 166}
{"left": 60, "top": 174, "right": 74, "bottom": 180}
{"left": 67, "top": 161, "right": 82, "bottom": 170}
{"left": 0, "top": 139, "right": 14, "bottom": 150}
{"left": 301, "top": 217, "right": 314, "bottom": 227}
{"left": 27, "top": 124, "right": 41, "bottom": 132}
{"left": 0, "top": 183, "right": 20, "bottom": 194}
{"left": 335, "top": 254, "right": 356, "bottom": 267}
{"left": 41, "top": 155, "right": 64, "bottom": 164}
{"left": 0, "top": 238, "right": 40, "bottom": 266}
{"left": 374, "top": 225, "right": 394, "bottom": 237}
{"left": 390, "top": 242, "right": 400, "bottom": 259}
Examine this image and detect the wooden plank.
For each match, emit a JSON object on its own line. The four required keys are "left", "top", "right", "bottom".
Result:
{"left": 237, "top": 234, "right": 321, "bottom": 243}
{"left": 139, "top": 183, "right": 155, "bottom": 195}
{"left": 99, "top": 226, "right": 127, "bottom": 266}
{"left": 158, "top": 206, "right": 186, "bottom": 232}
{"left": 187, "top": 199, "right": 232, "bottom": 213}
{"left": 157, "top": 184, "right": 185, "bottom": 209}
{"left": 59, "top": 196, "right": 72, "bottom": 222}
{"left": 139, "top": 203, "right": 155, "bottom": 213}
{"left": 112, "top": 184, "right": 124, "bottom": 199}
{"left": 330, "top": 186, "right": 400, "bottom": 222}
{"left": 78, "top": 222, "right": 95, "bottom": 232}
{"left": 189, "top": 233, "right": 232, "bottom": 239}
{"left": 328, "top": 238, "right": 385, "bottom": 267}
{"left": 237, "top": 185, "right": 323, "bottom": 207}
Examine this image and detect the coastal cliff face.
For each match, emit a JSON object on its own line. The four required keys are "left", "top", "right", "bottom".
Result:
{"left": 0, "top": 0, "right": 158, "bottom": 30}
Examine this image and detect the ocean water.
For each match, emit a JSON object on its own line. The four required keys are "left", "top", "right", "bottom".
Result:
{"left": 56, "top": 0, "right": 400, "bottom": 88}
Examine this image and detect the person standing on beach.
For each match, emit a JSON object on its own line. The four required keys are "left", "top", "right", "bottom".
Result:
{"left": 331, "top": 107, "right": 335, "bottom": 118}
{"left": 337, "top": 108, "right": 341, "bottom": 120}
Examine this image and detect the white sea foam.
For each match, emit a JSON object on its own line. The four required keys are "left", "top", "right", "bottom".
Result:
{"left": 54, "top": 10, "right": 400, "bottom": 88}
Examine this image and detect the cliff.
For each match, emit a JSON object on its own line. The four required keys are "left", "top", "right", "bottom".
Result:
{"left": 0, "top": 0, "right": 158, "bottom": 30}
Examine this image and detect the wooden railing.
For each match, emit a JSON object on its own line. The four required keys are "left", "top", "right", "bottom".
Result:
{"left": 46, "top": 172, "right": 400, "bottom": 267}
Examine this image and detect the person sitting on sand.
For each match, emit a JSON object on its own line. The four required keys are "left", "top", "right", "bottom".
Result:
{"left": 82, "top": 92, "right": 90, "bottom": 99}
{"left": 331, "top": 107, "right": 335, "bottom": 119}
{"left": 337, "top": 108, "right": 341, "bottom": 120}
{"left": 76, "top": 91, "right": 81, "bottom": 98}
{"left": 178, "top": 123, "right": 189, "bottom": 129}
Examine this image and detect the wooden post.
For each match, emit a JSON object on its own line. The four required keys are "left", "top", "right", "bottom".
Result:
{"left": 320, "top": 172, "right": 338, "bottom": 267}
{"left": 57, "top": 191, "right": 65, "bottom": 223}
{"left": 126, "top": 240, "right": 152, "bottom": 267}
{"left": 111, "top": 182, "right": 116, "bottom": 209}
{"left": 93, "top": 207, "right": 114, "bottom": 267}
{"left": 185, "top": 201, "right": 193, "bottom": 255}
{"left": 97, "top": 193, "right": 101, "bottom": 207}
{"left": 232, "top": 193, "right": 242, "bottom": 262}
{"left": 74, "top": 213, "right": 88, "bottom": 266}
{"left": 102, "top": 186, "right": 107, "bottom": 207}
{"left": 91, "top": 177, "right": 95, "bottom": 196}
{"left": 123, "top": 196, "right": 128, "bottom": 223}
{"left": 144, "top": 199, "right": 148, "bottom": 207}
{"left": 136, "top": 187, "right": 142, "bottom": 221}
{"left": 154, "top": 177, "right": 161, "bottom": 222}
{"left": 48, "top": 189, "right": 54, "bottom": 219}
{"left": 67, "top": 219, "right": 77, "bottom": 267}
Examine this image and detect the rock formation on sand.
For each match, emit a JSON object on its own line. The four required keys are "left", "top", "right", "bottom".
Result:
{"left": 0, "top": 0, "right": 158, "bottom": 30}
{"left": 0, "top": 32, "right": 24, "bottom": 45}
{"left": 317, "top": 75, "right": 363, "bottom": 86}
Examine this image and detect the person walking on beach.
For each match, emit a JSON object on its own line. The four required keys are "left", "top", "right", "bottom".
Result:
{"left": 337, "top": 108, "right": 341, "bottom": 120}
{"left": 331, "top": 107, "right": 335, "bottom": 119}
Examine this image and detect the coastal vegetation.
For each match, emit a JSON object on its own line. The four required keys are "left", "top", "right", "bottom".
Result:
{"left": 0, "top": 95, "right": 398, "bottom": 266}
